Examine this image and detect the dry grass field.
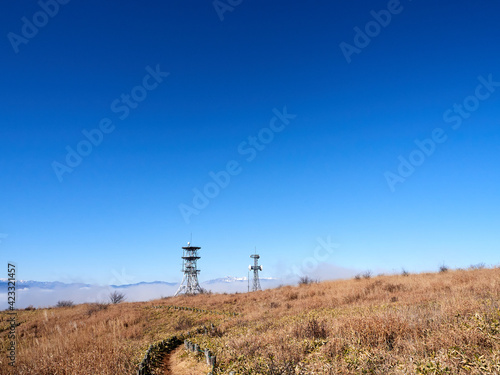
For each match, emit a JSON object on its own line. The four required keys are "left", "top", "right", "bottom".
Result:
{"left": 1, "top": 267, "right": 499, "bottom": 374}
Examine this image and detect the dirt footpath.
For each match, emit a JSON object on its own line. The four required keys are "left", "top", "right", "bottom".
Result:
{"left": 161, "top": 345, "right": 211, "bottom": 375}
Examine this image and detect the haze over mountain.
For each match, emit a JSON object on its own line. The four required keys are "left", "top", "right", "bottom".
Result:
{"left": 0, "top": 276, "right": 281, "bottom": 309}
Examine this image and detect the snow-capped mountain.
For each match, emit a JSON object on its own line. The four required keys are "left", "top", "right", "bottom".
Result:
{"left": 203, "top": 276, "right": 248, "bottom": 284}
{"left": 203, "top": 276, "right": 277, "bottom": 284}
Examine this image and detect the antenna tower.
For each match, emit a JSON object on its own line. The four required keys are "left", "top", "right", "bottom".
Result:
{"left": 248, "top": 252, "right": 263, "bottom": 292}
{"left": 175, "top": 242, "right": 204, "bottom": 296}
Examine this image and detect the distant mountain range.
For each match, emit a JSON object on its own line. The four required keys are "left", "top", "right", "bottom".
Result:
{"left": 0, "top": 279, "right": 91, "bottom": 290}
{"left": 0, "top": 276, "right": 278, "bottom": 290}
{"left": 111, "top": 281, "right": 177, "bottom": 289}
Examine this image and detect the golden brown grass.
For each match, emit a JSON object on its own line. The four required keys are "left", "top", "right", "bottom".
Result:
{"left": 1, "top": 267, "right": 499, "bottom": 374}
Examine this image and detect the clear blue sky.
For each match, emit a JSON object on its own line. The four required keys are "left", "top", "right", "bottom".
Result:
{"left": 1, "top": 0, "right": 499, "bottom": 285}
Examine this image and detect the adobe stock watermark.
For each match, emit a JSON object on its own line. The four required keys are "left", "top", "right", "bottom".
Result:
{"left": 384, "top": 74, "right": 500, "bottom": 192}
{"left": 213, "top": 0, "right": 242, "bottom": 21}
{"left": 284, "top": 236, "right": 339, "bottom": 279}
{"left": 339, "top": 0, "right": 405, "bottom": 64}
{"left": 7, "top": 0, "right": 71, "bottom": 54}
{"left": 178, "top": 106, "right": 296, "bottom": 224}
{"left": 52, "top": 64, "right": 169, "bottom": 182}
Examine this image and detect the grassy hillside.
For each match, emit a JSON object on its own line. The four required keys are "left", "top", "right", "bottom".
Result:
{"left": 1, "top": 267, "right": 499, "bottom": 374}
